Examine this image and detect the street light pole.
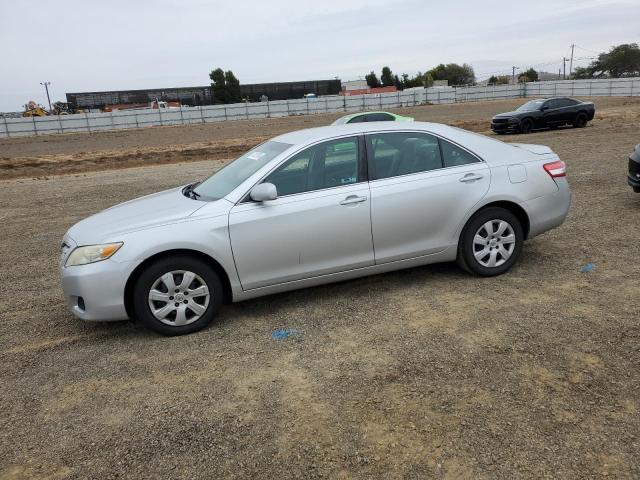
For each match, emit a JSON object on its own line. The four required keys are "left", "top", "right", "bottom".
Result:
{"left": 40, "top": 81, "right": 52, "bottom": 112}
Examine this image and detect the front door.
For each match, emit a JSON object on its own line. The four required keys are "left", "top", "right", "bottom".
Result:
{"left": 365, "top": 131, "right": 490, "bottom": 264}
{"left": 228, "top": 136, "right": 374, "bottom": 290}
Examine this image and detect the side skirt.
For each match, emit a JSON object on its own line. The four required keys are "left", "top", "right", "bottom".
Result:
{"left": 231, "top": 246, "right": 458, "bottom": 302}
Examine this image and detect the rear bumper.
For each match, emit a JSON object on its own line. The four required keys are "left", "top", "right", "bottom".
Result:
{"left": 525, "top": 178, "right": 571, "bottom": 238}
{"left": 628, "top": 175, "right": 640, "bottom": 192}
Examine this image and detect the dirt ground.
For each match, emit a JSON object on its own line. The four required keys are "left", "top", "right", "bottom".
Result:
{"left": 1, "top": 98, "right": 639, "bottom": 479}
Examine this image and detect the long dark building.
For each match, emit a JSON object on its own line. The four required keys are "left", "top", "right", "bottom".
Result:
{"left": 66, "top": 86, "right": 213, "bottom": 109}
{"left": 240, "top": 79, "right": 341, "bottom": 102}
{"left": 66, "top": 79, "right": 341, "bottom": 110}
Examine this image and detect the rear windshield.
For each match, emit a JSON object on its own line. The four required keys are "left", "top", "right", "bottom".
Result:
{"left": 193, "top": 141, "right": 292, "bottom": 200}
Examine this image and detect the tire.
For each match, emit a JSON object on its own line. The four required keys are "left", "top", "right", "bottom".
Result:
{"left": 457, "top": 207, "right": 524, "bottom": 277}
{"left": 132, "top": 254, "right": 223, "bottom": 335}
{"left": 519, "top": 119, "right": 533, "bottom": 134}
{"left": 573, "top": 113, "right": 587, "bottom": 128}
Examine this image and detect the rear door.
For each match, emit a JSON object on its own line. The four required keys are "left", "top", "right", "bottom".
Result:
{"left": 366, "top": 131, "right": 490, "bottom": 264}
{"left": 228, "top": 135, "right": 374, "bottom": 290}
{"left": 542, "top": 99, "right": 565, "bottom": 125}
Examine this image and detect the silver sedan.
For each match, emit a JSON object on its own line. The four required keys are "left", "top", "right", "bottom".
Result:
{"left": 60, "top": 122, "right": 570, "bottom": 335}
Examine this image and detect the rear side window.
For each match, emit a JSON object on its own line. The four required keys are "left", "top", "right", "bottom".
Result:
{"left": 347, "top": 114, "right": 367, "bottom": 123}
{"left": 558, "top": 98, "right": 578, "bottom": 107}
{"left": 440, "top": 138, "right": 480, "bottom": 167}
{"left": 367, "top": 132, "right": 443, "bottom": 180}
{"left": 366, "top": 113, "right": 394, "bottom": 122}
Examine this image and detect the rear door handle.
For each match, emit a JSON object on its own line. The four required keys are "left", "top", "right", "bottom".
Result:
{"left": 340, "top": 195, "right": 367, "bottom": 206}
{"left": 459, "top": 173, "right": 484, "bottom": 183}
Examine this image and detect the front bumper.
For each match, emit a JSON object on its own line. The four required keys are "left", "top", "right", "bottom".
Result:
{"left": 60, "top": 254, "right": 131, "bottom": 322}
{"left": 491, "top": 119, "right": 520, "bottom": 133}
{"left": 628, "top": 157, "right": 640, "bottom": 193}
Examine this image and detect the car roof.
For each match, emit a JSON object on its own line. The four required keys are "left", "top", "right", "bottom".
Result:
{"left": 271, "top": 121, "right": 510, "bottom": 158}
{"left": 337, "top": 111, "right": 397, "bottom": 121}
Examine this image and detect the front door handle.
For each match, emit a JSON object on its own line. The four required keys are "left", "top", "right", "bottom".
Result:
{"left": 459, "top": 173, "right": 484, "bottom": 183}
{"left": 340, "top": 195, "right": 367, "bottom": 206}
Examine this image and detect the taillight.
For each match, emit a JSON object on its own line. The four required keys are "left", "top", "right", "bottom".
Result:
{"left": 544, "top": 160, "right": 566, "bottom": 178}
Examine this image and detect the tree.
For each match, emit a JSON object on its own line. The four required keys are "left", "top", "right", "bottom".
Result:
{"left": 589, "top": 43, "right": 640, "bottom": 77}
{"left": 381, "top": 66, "right": 395, "bottom": 87}
{"left": 394, "top": 74, "right": 403, "bottom": 90}
{"left": 209, "top": 68, "right": 242, "bottom": 104}
{"left": 518, "top": 68, "right": 539, "bottom": 83}
{"left": 572, "top": 66, "right": 593, "bottom": 79}
{"left": 487, "top": 75, "right": 510, "bottom": 85}
{"left": 365, "top": 71, "right": 381, "bottom": 88}
{"left": 210, "top": 68, "right": 228, "bottom": 104}
{"left": 423, "top": 73, "right": 434, "bottom": 88}
{"left": 225, "top": 70, "right": 242, "bottom": 103}
{"left": 426, "top": 63, "right": 476, "bottom": 85}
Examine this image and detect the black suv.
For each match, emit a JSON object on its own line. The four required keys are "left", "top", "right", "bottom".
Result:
{"left": 628, "top": 144, "right": 640, "bottom": 193}
{"left": 491, "top": 97, "right": 595, "bottom": 134}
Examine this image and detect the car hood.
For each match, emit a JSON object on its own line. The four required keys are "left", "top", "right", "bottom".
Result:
{"left": 493, "top": 111, "right": 524, "bottom": 118}
{"left": 66, "top": 186, "right": 207, "bottom": 245}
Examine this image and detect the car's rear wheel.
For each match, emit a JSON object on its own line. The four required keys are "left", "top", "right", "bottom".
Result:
{"left": 519, "top": 119, "right": 533, "bottom": 134}
{"left": 133, "top": 254, "right": 223, "bottom": 335}
{"left": 573, "top": 113, "right": 587, "bottom": 128}
{"left": 457, "top": 207, "right": 524, "bottom": 276}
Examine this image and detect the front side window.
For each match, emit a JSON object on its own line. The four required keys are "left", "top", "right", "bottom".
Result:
{"left": 440, "top": 138, "right": 480, "bottom": 167}
{"left": 263, "top": 137, "right": 360, "bottom": 196}
{"left": 367, "top": 132, "right": 442, "bottom": 180}
{"left": 194, "top": 141, "right": 292, "bottom": 200}
{"left": 544, "top": 99, "right": 562, "bottom": 109}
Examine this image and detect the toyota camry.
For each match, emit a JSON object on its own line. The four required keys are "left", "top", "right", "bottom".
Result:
{"left": 60, "top": 122, "right": 571, "bottom": 335}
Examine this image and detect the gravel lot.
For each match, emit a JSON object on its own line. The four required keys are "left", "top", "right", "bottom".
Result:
{"left": 1, "top": 99, "right": 639, "bottom": 479}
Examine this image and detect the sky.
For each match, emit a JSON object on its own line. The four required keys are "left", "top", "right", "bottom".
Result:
{"left": 0, "top": 0, "right": 638, "bottom": 111}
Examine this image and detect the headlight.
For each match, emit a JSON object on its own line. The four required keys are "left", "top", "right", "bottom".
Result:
{"left": 65, "top": 242, "right": 123, "bottom": 267}
{"left": 508, "top": 117, "right": 520, "bottom": 123}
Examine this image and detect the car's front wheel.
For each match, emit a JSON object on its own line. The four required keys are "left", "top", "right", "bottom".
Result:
{"left": 457, "top": 207, "right": 524, "bottom": 276}
{"left": 519, "top": 119, "right": 533, "bottom": 134}
{"left": 132, "top": 254, "right": 223, "bottom": 335}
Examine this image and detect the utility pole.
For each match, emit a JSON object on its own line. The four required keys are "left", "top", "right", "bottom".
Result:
{"left": 569, "top": 44, "right": 575, "bottom": 78}
{"left": 40, "top": 81, "right": 52, "bottom": 112}
{"left": 512, "top": 66, "right": 519, "bottom": 84}
{"left": 562, "top": 58, "right": 568, "bottom": 80}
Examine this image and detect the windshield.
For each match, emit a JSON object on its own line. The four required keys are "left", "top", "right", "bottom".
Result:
{"left": 193, "top": 141, "right": 292, "bottom": 200}
{"left": 516, "top": 100, "right": 545, "bottom": 112}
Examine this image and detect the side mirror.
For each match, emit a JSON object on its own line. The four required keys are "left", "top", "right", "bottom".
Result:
{"left": 540, "top": 106, "right": 549, "bottom": 111}
{"left": 250, "top": 182, "right": 278, "bottom": 202}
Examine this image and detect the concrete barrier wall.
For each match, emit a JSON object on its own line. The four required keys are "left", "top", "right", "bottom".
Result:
{"left": 2, "top": 77, "right": 639, "bottom": 138}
